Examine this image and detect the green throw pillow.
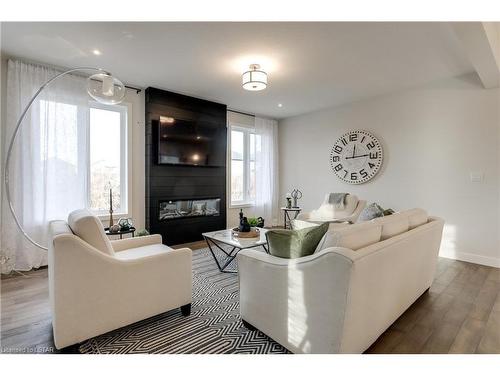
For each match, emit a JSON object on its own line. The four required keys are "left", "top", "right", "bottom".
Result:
{"left": 266, "top": 222, "right": 329, "bottom": 259}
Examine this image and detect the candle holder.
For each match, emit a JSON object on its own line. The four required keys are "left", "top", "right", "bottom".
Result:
{"left": 109, "top": 188, "right": 114, "bottom": 228}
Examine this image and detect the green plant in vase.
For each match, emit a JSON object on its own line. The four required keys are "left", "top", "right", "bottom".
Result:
{"left": 247, "top": 217, "right": 259, "bottom": 227}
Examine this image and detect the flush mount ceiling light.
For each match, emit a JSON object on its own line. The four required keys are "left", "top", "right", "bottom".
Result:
{"left": 242, "top": 64, "right": 267, "bottom": 91}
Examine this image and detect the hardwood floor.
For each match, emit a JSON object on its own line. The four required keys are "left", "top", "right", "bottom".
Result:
{"left": 1, "top": 244, "right": 499, "bottom": 354}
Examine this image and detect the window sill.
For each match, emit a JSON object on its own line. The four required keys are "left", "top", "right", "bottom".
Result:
{"left": 229, "top": 203, "right": 255, "bottom": 209}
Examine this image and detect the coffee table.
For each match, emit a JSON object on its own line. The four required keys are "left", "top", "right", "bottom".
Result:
{"left": 202, "top": 228, "right": 269, "bottom": 273}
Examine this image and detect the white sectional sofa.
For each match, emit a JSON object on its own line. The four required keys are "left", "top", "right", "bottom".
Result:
{"left": 237, "top": 208, "right": 444, "bottom": 354}
{"left": 48, "top": 209, "right": 192, "bottom": 350}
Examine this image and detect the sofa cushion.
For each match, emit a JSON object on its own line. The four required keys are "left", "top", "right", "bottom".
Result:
{"left": 266, "top": 222, "right": 329, "bottom": 259}
{"left": 405, "top": 208, "right": 428, "bottom": 229}
{"left": 317, "top": 221, "right": 382, "bottom": 251}
{"left": 67, "top": 209, "right": 114, "bottom": 255}
{"left": 373, "top": 214, "right": 409, "bottom": 240}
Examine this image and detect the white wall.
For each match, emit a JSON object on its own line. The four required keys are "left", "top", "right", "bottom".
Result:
{"left": 279, "top": 73, "right": 500, "bottom": 268}
{"left": 120, "top": 88, "right": 146, "bottom": 231}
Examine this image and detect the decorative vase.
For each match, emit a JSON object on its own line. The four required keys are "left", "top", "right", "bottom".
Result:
{"left": 238, "top": 209, "right": 251, "bottom": 232}
{"left": 256, "top": 217, "right": 265, "bottom": 228}
{"left": 109, "top": 224, "right": 121, "bottom": 233}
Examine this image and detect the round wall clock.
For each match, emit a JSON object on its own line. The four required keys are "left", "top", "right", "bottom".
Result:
{"left": 329, "top": 130, "right": 383, "bottom": 184}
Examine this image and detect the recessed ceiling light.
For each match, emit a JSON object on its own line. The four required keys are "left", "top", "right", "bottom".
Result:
{"left": 278, "top": 103, "right": 283, "bottom": 108}
{"left": 92, "top": 49, "right": 102, "bottom": 56}
{"left": 196, "top": 136, "right": 201, "bottom": 140}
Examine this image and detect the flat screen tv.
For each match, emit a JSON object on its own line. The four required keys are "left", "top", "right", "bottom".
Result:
{"left": 157, "top": 116, "right": 226, "bottom": 167}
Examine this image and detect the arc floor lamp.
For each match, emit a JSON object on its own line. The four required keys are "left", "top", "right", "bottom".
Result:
{"left": 4, "top": 67, "right": 126, "bottom": 251}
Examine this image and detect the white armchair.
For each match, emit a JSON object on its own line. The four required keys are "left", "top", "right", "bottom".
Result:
{"left": 296, "top": 194, "right": 366, "bottom": 224}
{"left": 48, "top": 209, "right": 192, "bottom": 350}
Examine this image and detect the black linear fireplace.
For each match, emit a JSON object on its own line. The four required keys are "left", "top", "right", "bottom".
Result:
{"left": 159, "top": 198, "right": 221, "bottom": 221}
{"left": 145, "top": 87, "right": 227, "bottom": 246}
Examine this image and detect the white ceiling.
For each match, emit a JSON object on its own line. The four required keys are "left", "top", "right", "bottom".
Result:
{"left": 1, "top": 22, "right": 474, "bottom": 119}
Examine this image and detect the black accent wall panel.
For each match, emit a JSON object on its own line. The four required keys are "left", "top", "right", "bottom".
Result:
{"left": 145, "top": 87, "right": 227, "bottom": 245}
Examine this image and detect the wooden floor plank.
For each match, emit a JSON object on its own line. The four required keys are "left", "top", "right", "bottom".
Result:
{"left": 476, "top": 291, "right": 500, "bottom": 354}
{"left": 1, "top": 253, "right": 499, "bottom": 354}
{"left": 449, "top": 317, "right": 487, "bottom": 353}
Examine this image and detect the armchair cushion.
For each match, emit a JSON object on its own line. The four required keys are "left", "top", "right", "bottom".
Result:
{"left": 114, "top": 244, "right": 173, "bottom": 260}
{"left": 309, "top": 194, "right": 359, "bottom": 221}
{"left": 266, "top": 222, "right": 329, "bottom": 259}
{"left": 67, "top": 209, "right": 114, "bottom": 255}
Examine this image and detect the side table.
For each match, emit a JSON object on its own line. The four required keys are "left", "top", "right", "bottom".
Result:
{"left": 104, "top": 227, "right": 136, "bottom": 239}
{"left": 280, "top": 207, "right": 302, "bottom": 229}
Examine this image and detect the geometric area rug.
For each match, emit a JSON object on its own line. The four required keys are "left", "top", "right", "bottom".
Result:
{"left": 79, "top": 248, "right": 289, "bottom": 354}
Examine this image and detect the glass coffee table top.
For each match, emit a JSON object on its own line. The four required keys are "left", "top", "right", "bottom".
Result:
{"left": 202, "top": 228, "right": 268, "bottom": 249}
{"left": 202, "top": 228, "right": 269, "bottom": 273}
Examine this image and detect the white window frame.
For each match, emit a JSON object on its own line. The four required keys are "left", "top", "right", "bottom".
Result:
{"left": 87, "top": 101, "right": 131, "bottom": 218}
{"left": 229, "top": 125, "right": 256, "bottom": 208}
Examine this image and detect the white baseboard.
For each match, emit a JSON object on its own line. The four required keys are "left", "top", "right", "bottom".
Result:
{"left": 439, "top": 249, "right": 500, "bottom": 268}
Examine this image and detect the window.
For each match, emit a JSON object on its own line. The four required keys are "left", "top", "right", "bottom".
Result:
{"left": 88, "top": 102, "right": 128, "bottom": 215}
{"left": 230, "top": 126, "right": 260, "bottom": 206}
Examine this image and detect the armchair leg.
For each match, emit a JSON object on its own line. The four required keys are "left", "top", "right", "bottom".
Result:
{"left": 242, "top": 319, "right": 257, "bottom": 331}
{"left": 180, "top": 303, "right": 191, "bottom": 316}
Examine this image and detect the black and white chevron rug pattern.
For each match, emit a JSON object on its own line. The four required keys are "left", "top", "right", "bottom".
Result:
{"left": 79, "top": 247, "right": 289, "bottom": 354}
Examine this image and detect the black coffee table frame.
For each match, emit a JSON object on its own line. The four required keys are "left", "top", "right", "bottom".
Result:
{"left": 204, "top": 236, "right": 269, "bottom": 274}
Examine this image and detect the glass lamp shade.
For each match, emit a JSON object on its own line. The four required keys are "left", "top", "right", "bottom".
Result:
{"left": 87, "top": 73, "right": 126, "bottom": 105}
{"left": 242, "top": 66, "right": 268, "bottom": 91}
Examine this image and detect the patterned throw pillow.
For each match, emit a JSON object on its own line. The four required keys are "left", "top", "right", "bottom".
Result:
{"left": 359, "top": 203, "right": 385, "bottom": 221}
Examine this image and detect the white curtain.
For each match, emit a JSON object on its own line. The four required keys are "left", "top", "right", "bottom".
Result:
{"left": 1, "top": 60, "right": 89, "bottom": 273}
{"left": 254, "top": 117, "right": 279, "bottom": 226}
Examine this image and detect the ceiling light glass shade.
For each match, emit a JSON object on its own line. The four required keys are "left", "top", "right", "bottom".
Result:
{"left": 87, "top": 73, "right": 126, "bottom": 104}
{"left": 242, "top": 64, "right": 267, "bottom": 91}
